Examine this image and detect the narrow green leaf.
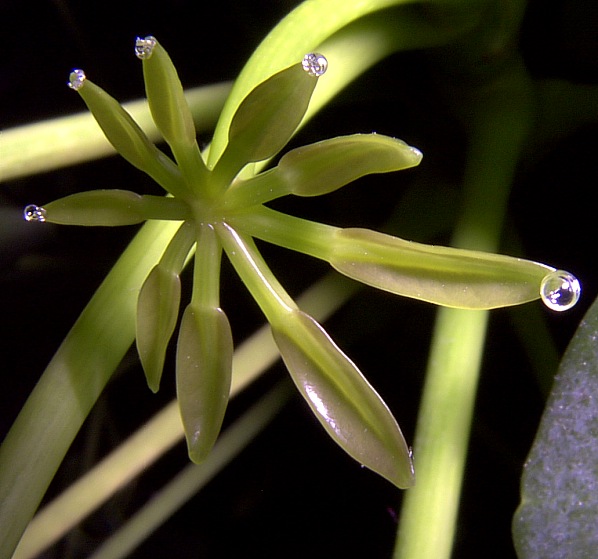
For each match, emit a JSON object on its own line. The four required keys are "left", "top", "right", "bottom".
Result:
{"left": 136, "top": 265, "right": 182, "bottom": 392}
{"left": 43, "top": 190, "right": 190, "bottom": 225}
{"left": 277, "top": 133, "right": 422, "bottom": 196}
{"left": 176, "top": 304, "right": 234, "bottom": 463}
{"left": 272, "top": 309, "right": 414, "bottom": 489}
{"left": 213, "top": 62, "right": 318, "bottom": 181}
{"left": 513, "top": 295, "right": 598, "bottom": 559}
{"left": 330, "top": 228, "right": 553, "bottom": 309}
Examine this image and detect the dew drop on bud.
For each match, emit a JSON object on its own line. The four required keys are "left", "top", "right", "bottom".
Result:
{"left": 67, "top": 69, "right": 86, "bottom": 91}
{"left": 540, "top": 270, "right": 581, "bottom": 312}
{"left": 301, "top": 53, "right": 328, "bottom": 77}
{"left": 23, "top": 205, "right": 47, "bottom": 223}
{"left": 135, "top": 36, "right": 157, "bottom": 60}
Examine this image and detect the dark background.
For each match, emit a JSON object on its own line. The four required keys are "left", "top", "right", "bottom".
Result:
{"left": 1, "top": 1, "right": 597, "bottom": 557}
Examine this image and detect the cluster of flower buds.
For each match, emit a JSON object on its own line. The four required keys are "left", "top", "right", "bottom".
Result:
{"left": 24, "top": 37, "right": 580, "bottom": 488}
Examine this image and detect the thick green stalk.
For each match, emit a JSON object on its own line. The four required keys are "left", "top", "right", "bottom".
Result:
{"left": 394, "top": 58, "right": 533, "bottom": 558}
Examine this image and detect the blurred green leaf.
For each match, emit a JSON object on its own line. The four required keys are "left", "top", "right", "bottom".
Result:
{"left": 513, "top": 294, "right": 598, "bottom": 559}
{"left": 272, "top": 309, "right": 414, "bottom": 489}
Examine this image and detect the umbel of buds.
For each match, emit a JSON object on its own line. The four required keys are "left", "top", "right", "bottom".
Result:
{"left": 25, "top": 37, "right": 580, "bottom": 488}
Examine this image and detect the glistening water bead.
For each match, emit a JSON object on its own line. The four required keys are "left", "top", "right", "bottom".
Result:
{"left": 302, "top": 53, "right": 328, "bottom": 77}
{"left": 540, "top": 270, "right": 581, "bottom": 312}
{"left": 23, "top": 205, "right": 47, "bottom": 223}
{"left": 67, "top": 69, "right": 86, "bottom": 91}
{"left": 135, "top": 36, "right": 157, "bottom": 60}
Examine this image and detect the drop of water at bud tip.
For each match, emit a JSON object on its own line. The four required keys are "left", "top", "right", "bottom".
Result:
{"left": 135, "top": 36, "right": 157, "bottom": 59}
{"left": 23, "top": 205, "right": 47, "bottom": 223}
{"left": 67, "top": 69, "right": 86, "bottom": 91}
{"left": 540, "top": 270, "right": 581, "bottom": 312}
{"left": 302, "top": 53, "right": 328, "bottom": 77}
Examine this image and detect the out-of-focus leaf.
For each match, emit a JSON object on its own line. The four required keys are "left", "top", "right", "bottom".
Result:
{"left": 136, "top": 265, "right": 182, "bottom": 392}
{"left": 176, "top": 303, "right": 234, "bottom": 463}
{"left": 272, "top": 309, "right": 414, "bottom": 489}
{"left": 513, "top": 294, "right": 598, "bottom": 559}
{"left": 330, "top": 228, "right": 552, "bottom": 309}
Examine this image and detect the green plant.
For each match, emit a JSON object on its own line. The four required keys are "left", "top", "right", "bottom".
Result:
{"left": 1, "top": 1, "right": 597, "bottom": 558}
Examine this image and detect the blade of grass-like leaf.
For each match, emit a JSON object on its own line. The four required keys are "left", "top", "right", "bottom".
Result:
{"left": 0, "top": 83, "right": 231, "bottom": 182}
{"left": 0, "top": 220, "right": 180, "bottom": 559}
{"left": 209, "top": 0, "right": 482, "bottom": 166}
{"left": 12, "top": 273, "right": 357, "bottom": 559}
{"left": 512, "top": 294, "right": 598, "bottom": 559}
{"left": 394, "top": 57, "right": 534, "bottom": 559}
{"left": 87, "top": 381, "right": 293, "bottom": 559}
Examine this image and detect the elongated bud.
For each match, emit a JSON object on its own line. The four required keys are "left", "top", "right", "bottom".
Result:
{"left": 213, "top": 56, "right": 324, "bottom": 183}
{"left": 227, "top": 134, "right": 422, "bottom": 207}
{"left": 272, "top": 309, "right": 414, "bottom": 489}
{"left": 176, "top": 303, "right": 234, "bottom": 462}
{"left": 67, "top": 72, "right": 182, "bottom": 193}
{"left": 330, "top": 228, "right": 557, "bottom": 309}
{"left": 277, "top": 134, "right": 422, "bottom": 197}
{"left": 41, "top": 190, "right": 189, "bottom": 225}
{"left": 137, "top": 265, "right": 182, "bottom": 392}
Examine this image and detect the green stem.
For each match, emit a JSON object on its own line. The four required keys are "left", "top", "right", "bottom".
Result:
{"left": 394, "top": 58, "right": 533, "bottom": 559}
{"left": 191, "top": 223, "right": 223, "bottom": 308}
{"left": 216, "top": 223, "right": 297, "bottom": 319}
{"left": 230, "top": 205, "right": 338, "bottom": 261}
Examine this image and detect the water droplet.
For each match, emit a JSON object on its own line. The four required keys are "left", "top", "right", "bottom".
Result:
{"left": 540, "top": 270, "right": 581, "bottom": 311}
{"left": 67, "top": 69, "right": 86, "bottom": 91}
{"left": 302, "top": 53, "right": 328, "bottom": 77}
{"left": 23, "top": 205, "right": 47, "bottom": 223}
{"left": 135, "top": 36, "right": 157, "bottom": 60}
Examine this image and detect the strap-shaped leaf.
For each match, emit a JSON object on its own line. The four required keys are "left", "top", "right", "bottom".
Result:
{"left": 176, "top": 303, "right": 234, "bottom": 463}
{"left": 136, "top": 265, "right": 182, "bottom": 392}
{"left": 214, "top": 62, "right": 319, "bottom": 181}
{"left": 74, "top": 78, "right": 184, "bottom": 195}
{"left": 43, "top": 190, "right": 189, "bottom": 225}
{"left": 330, "top": 228, "right": 553, "bottom": 309}
{"left": 272, "top": 309, "right": 414, "bottom": 489}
